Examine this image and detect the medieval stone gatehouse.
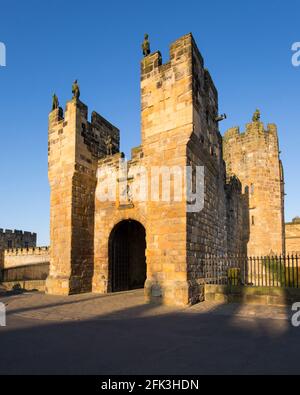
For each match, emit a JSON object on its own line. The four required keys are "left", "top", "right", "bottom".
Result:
{"left": 46, "top": 33, "right": 284, "bottom": 306}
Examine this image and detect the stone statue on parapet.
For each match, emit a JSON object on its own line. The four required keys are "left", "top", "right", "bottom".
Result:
{"left": 52, "top": 93, "right": 59, "bottom": 111}
{"left": 105, "top": 135, "right": 113, "bottom": 156}
{"left": 72, "top": 80, "right": 80, "bottom": 100}
{"left": 142, "top": 34, "right": 151, "bottom": 57}
{"left": 252, "top": 109, "right": 261, "bottom": 122}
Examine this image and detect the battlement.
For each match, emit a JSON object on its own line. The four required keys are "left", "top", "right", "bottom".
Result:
{"left": 141, "top": 33, "right": 191, "bottom": 74}
{"left": 1, "top": 246, "right": 50, "bottom": 271}
{"left": 141, "top": 33, "right": 220, "bottom": 147}
{"left": 48, "top": 98, "right": 120, "bottom": 170}
{"left": 0, "top": 228, "right": 37, "bottom": 251}
{"left": 4, "top": 246, "right": 49, "bottom": 256}
{"left": 140, "top": 33, "right": 217, "bottom": 91}
{"left": 224, "top": 122, "right": 278, "bottom": 143}
{"left": 141, "top": 33, "right": 218, "bottom": 94}
{"left": 0, "top": 229, "right": 36, "bottom": 237}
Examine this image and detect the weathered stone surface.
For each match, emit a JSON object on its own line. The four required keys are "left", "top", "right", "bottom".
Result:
{"left": 45, "top": 33, "right": 287, "bottom": 307}
{"left": 285, "top": 217, "right": 300, "bottom": 254}
{"left": 223, "top": 121, "right": 285, "bottom": 256}
{"left": 0, "top": 229, "right": 36, "bottom": 250}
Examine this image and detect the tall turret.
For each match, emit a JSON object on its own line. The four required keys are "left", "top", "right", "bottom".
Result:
{"left": 46, "top": 92, "right": 119, "bottom": 295}
{"left": 223, "top": 112, "right": 285, "bottom": 255}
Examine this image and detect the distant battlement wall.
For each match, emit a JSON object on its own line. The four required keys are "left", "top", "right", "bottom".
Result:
{"left": 3, "top": 247, "right": 50, "bottom": 269}
{"left": 0, "top": 229, "right": 36, "bottom": 236}
{"left": 0, "top": 229, "right": 37, "bottom": 250}
{"left": 0, "top": 247, "right": 50, "bottom": 287}
{"left": 286, "top": 218, "right": 300, "bottom": 255}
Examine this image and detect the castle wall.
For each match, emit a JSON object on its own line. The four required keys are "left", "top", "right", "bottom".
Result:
{"left": 3, "top": 247, "right": 49, "bottom": 269}
{"left": 186, "top": 43, "right": 226, "bottom": 300}
{"left": 0, "top": 247, "right": 50, "bottom": 287}
{"left": 286, "top": 219, "right": 300, "bottom": 254}
{"left": 223, "top": 122, "right": 285, "bottom": 256}
{"left": 0, "top": 229, "right": 36, "bottom": 250}
{"left": 225, "top": 177, "right": 249, "bottom": 256}
{"left": 185, "top": 37, "right": 248, "bottom": 302}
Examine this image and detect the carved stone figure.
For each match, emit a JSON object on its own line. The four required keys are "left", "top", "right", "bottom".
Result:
{"left": 72, "top": 80, "right": 80, "bottom": 100}
{"left": 52, "top": 93, "right": 59, "bottom": 111}
{"left": 142, "top": 34, "right": 151, "bottom": 57}
{"left": 121, "top": 184, "right": 133, "bottom": 204}
{"left": 105, "top": 135, "right": 113, "bottom": 156}
{"left": 252, "top": 109, "right": 261, "bottom": 122}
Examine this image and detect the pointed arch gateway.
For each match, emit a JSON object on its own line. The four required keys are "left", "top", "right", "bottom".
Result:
{"left": 108, "top": 220, "right": 147, "bottom": 292}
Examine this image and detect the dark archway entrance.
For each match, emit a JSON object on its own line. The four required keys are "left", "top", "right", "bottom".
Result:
{"left": 109, "top": 220, "right": 146, "bottom": 292}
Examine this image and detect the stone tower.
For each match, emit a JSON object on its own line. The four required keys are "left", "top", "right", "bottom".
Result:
{"left": 46, "top": 99, "right": 119, "bottom": 295}
{"left": 223, "top": 117, "right": 285, "bottom": 256}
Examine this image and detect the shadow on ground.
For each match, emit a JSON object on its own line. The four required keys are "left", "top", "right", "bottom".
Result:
{"left": 0, "top": 289, "right": 299, "bottom": 375}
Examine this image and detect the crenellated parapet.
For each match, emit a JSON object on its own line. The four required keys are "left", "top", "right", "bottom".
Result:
{"left": 48, "top": 98, "right": 120, "bottom": 173}
{"left": 2, "top": 246, "right": 50, "bottom": 271}
{"left": 4, "top": 246, "right": 49, "bottom": 256}
{"left": 0, "top": 229, "right": 36, "bottom": 237}
{"left": 224, "top": 122, "right": 279, "bottom": 142}
{"left": 0, "top": 229, "right": 37, "bottom": 250}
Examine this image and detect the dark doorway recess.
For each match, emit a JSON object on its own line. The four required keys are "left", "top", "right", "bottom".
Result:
{"left": 109, "top": 220, "right": 146, "bottom": 292}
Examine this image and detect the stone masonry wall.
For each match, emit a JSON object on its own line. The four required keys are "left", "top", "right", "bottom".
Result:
{"left": 225, "top": 176, "right": 249, "bottom": 256}
{"left": 0, "top": 247, "right": 49, "bottom": 284}
{"left": 286, "top": 218, "right": 300, "bottom": 254}
{"left": 0, "top": 229, "right": 36, "bottom": 250}
{"left": 47, "top": 33, "right": 248, "bottom": 306}
{"left": 3, "top": 247, "right": 49, "bottom": 269}
{"left": 140, "top": 35, "right": 194, "bottom": 304}
{"left": 46, "top": 99, "right": 120, "bottom": 296}
{"left": 186, "top": 38, "right": 247, "bottom": 303}
{"left": 94, "top": 34, "right": 196, "bottom": 305}
{"left": 223, "top": 121, "right": 285, "bottom": 256}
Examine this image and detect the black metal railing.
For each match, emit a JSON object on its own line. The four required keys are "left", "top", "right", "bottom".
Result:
{"left": 204, "top": 254, "right": 300, "bottom": 288}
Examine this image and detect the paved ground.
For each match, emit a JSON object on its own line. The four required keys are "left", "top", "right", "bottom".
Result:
{"left": 0, "top": 289, "right": 299, "bottom": 375}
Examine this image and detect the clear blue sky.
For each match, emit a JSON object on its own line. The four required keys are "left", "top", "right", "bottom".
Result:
{"left": 0, "top": 0, "right": 299, "bottom": 245}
